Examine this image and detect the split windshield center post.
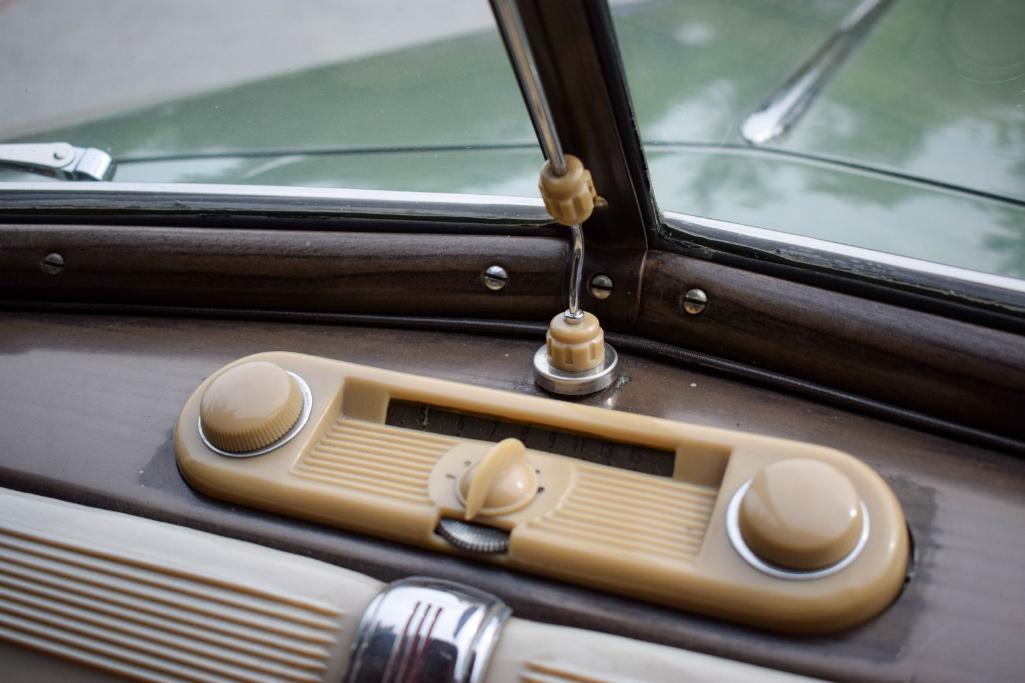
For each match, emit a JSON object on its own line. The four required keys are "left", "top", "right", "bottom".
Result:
{"left": 490, "top": 0, "right": 617, "bottom": 394}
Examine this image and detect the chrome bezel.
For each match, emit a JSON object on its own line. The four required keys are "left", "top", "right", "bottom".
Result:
{"left": 725, "top": 478, "right": 871, "bottom": 581}
{"left": 345, "top": 577, "right": 511, "bottom": 683}
{"left": 532, "top": 343, "right": 618, "bottom": 396}
{"left": 198, "top": 371, "right": 312, "bottom": 458}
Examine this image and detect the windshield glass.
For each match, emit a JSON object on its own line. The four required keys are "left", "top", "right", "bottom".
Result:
{"left": 0, "top": 0, "right": 542, "bottom": 195}
{"left": 613, "top": 0, "right": 1025, "bottom": 279}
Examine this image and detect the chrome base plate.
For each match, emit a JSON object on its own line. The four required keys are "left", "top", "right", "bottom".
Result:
{"left": 533, "top": 344, "right": 618, "bottom": 396}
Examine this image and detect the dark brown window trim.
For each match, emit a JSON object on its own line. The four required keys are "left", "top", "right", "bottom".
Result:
{"left": 655, "top": 214, "right": 1025, "bottom": 335}
{"left": 0, "top": 296, "right": 1021, "bottom": 456}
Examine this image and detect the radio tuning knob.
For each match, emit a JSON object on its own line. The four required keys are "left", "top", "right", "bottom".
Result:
{"left": 199, "top": 361, "right": 304, "bottom": 455}
{"left": 458, "top": 438, "right": 538, "bottom": 520}
{"left": 738, "top": 459, "right": 864, "bottom": 571}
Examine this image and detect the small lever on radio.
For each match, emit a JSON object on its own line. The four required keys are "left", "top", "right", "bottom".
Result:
{"left": 459, "top": 438, "right": 537, "bottom": 520}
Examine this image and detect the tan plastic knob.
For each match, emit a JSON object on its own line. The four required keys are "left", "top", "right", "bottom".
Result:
{"left": 459, "top": 438, "right": 538, "bottom": 520}
{"left": 739, "top": 458, "right": 863, "bottom": 570}
{"left": 538, "top": 154, "right": 597, "bottom": 226}
{"left": 546, "top": 312, "right": 606, "bottom": 372}
{"left": 200, "top": 361, "right": 304, "bottom": 454}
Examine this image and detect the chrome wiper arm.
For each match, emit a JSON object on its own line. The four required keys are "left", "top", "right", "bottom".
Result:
{"left": 0, "top": 142, "right": 115, "bottom": 181}
{"left": 740, "top": 0, "right": 894, "bottom": 145}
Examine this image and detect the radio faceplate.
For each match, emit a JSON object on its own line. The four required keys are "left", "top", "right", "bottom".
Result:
{"left": 174, "top": 352, "right": 909, "bottom": 633}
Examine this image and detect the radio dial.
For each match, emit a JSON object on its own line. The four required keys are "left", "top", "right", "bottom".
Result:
{"left": 738, "top": 458, "right": 864, "bottom": 571}
{"left": 199, "top": 361, "right": 304, "bottom": 454}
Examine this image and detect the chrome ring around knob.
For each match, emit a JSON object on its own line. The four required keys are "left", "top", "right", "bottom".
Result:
{"left": 726, "top": 478, "right": 871, "bottom": 581}
{"left": 198, "top": 371, "right": 313, "bottom": 458}
{"left": 345, "top": 577, "right": 511, "bottom": 683}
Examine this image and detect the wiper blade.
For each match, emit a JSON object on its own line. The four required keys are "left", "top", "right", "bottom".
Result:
{"left": 740, "top": 0, "right": 894, "bottom": 145}
{"left": 0, "top": 142, "right": 115, "bottom": 181}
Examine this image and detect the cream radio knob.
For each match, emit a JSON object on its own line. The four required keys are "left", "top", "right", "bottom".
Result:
{"left": 738, "top": 459, "right": 864, "bottom": 571}
{"left": 458, "top": 438, "right": 538, "bottom": 520}
{"left": 199, "top": 361, "right": 305, "bottom": 455}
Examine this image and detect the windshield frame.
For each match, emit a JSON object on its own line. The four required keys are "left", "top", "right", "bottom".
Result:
{"left": 1, "top": 0, "right": 1024, "bottom": 332}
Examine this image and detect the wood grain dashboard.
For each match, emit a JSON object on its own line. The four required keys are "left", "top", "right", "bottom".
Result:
{"left": 0, "top": 311, "right": 1022, "bottom": 681}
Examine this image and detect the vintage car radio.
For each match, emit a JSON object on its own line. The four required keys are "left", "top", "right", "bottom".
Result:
{"left": 175, "top": 352, "right": 909, "bottom": 633}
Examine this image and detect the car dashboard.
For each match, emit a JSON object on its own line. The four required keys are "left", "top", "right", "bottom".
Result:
{"left": 1, "top": 311, "right": 1022, "bottom": 681}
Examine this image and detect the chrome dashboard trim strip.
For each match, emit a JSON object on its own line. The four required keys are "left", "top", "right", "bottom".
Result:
{"left": 663, "top": 211, "right": 1025, "bottom": 306}
{"left": 0, "top": 181, "right": 551, "bottom": 223}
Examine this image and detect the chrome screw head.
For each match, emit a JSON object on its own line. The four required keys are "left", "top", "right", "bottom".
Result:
{"left": 482, "top": 265, "right": 508, "bottom": 291}
{"left": 682, "top": 288, "right": 708, "bottom": 315}
{"left": 588, "top": 273, "right": 613, "bottom": 300}
{"left": 40, "top": 252, "right": 64, "bottom": 276}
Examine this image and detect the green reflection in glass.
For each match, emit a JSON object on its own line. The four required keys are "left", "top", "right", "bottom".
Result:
{"left": 614, "top": 0, "right": 1025, "bottom": 279}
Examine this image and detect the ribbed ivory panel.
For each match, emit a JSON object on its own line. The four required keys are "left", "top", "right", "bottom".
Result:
{"left": 292, "top": 418, "right": 457, "bottom": 503}
{"left": 0, "top": 487, "right": 380, "bottom": 683}
{"left": 525, "top": 463, "right": 717, "bottom": 562}
{"left": 519, "top": 658, "right": 614, "bottom": 683}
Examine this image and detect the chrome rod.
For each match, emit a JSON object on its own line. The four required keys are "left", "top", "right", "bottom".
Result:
{"left": 566, "top": 224, "right": 585, "bottom": 319}
{"left": 490, "top": 0, "right": 589, "bottom": 323}
{"left": 490, "top": 0, "right": 567, "bottom": 176}
{"left": 741, "top": 0, "right": 892, "bottom": 145}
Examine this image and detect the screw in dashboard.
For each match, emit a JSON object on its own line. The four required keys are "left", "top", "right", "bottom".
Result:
{"left": 588, "top": 273, "right": 613, "bottom": 300}
{"left": 482, "top": 264, "right": 509, "bottom": 291}
{"left": 40, "top": 252, "right": 64, "bottom": 276}
{"left": 682, "top": 288, "right": 708, "bottom": 315}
